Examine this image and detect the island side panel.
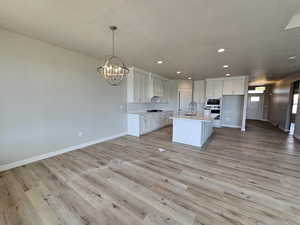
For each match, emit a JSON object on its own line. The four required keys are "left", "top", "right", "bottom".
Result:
{"left": 172, "top": 118, "right": 203, "bottom": 147}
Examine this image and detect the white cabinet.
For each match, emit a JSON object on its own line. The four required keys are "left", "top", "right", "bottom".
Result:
{"left": 127, "top": 68, "right": 168, "bottom": 103}
{"left": 127, "top": 67, "right": 150, "bottom": 103}
{"left": 223, "top": 77, "right": 245, "bottom": 95}
{"left": 205, "top": 79, "right": 223, "bottom": 98}
{"left": 194, "top": 80, "right": 206, "bottom": 104}
{"left": 140, "top": 74, "right": 151, "bottom": 103}
{"left": 172, "top": 117, "right": 214, "bottom": 147}
{"left": 150, "top": 74, "right": 164, "bottom": 97}
{"left": 140, "top": 114, "right": 152, "bottom": 134}
{"left": 163, "top": 80, "right": 178, "bottom": 105}
{"left": 128, "top": 111, "right": 173, "bottom": 137}
{"left": 160, "top": 80, "right": 169, "bottom": 103}
{"left": 194, "top": 80, "right": 206, "bottom": 112}
{"left": 205, "top": 76, "right": 246, "bottom": 98}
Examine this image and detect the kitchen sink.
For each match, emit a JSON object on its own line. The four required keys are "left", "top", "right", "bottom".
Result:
{"left": 147, "top": 110, "right": 163, "bottom": 112}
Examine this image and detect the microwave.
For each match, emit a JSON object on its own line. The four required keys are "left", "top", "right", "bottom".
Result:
{"left": 206, "top": 98, "right": 220, "bottom": 106}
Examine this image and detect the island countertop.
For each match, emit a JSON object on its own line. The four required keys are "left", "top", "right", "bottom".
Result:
{"left": 171, "top": 114, "right": 216, "bottom": 121}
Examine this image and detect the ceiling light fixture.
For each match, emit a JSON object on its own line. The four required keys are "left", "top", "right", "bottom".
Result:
{"left": 289, "top": 56, "right": 296, "bottom": 60}
{"left": 177, "top": 71, "right": 181, "bottom": 74}
{"left": 188, "top": 77, "right": 192, "bottom": 80}
{"left": 225, "top": 73, "right": 231, "bottom": 77}
{"left": 97, "top": 26, "right": 129, "bottom": 86}
{"left": 218, "top": 48, "right": 225, "bottom": 53}
{"left": 157, "top": 60, "right": 164, "bottom": 64}
{"left": 223, "top": 65, "right": 229, "bottom": 69}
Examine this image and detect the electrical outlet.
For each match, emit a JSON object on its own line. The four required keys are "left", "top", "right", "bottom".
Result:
{"left": 78, "top": 131, "right": 83, "bottom": 137}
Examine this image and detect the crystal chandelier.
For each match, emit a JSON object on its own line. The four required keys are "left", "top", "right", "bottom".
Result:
{"left": 97, "top": 26, "right": 129, "bottom": 86}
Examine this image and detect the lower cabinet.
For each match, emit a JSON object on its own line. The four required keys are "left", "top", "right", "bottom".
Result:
{"left": 128, "top": 111, "right": 173, "bottom": 137}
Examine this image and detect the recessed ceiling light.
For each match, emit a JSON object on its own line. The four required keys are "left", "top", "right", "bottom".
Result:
{"left": 188, "top": 77, "right": 192, "bottom": 80}
{"left": 218, "top": 48, "right": 225, "bottom": 53}
{"left": 289, "top": 56, "right": 296, "bottom": 60}
{"left": 225, "top": 73, "right": 231, "bottom": 77}
{"left": 177, "top": 71, "right": 181, "bottom": 74}
{"left": 157, "top": 60, "right": 164, "bottom": 64}
{"left": 223, "top": 65, "right": 229, "bottom": 69}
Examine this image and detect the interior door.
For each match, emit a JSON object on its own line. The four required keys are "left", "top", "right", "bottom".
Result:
{"left": 247, "top": 94, "right": 264, "bottom": 120}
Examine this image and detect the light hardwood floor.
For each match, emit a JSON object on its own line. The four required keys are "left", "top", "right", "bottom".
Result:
{"left": 1, "top": 120, "right": 300, "bottom": 225}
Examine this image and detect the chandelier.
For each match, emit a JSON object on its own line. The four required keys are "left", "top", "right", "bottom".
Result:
{"left": 97, "top": 26, "right": 129, "bottom": 86}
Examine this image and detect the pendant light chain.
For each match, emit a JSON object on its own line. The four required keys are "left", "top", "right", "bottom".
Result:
{"left": 112, "top": 28, "right": 115, "bottom": 57}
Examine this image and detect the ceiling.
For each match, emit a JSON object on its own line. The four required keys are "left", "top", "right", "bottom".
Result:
{"left": 1, "top": 0, "right": 300, "bottom": 83}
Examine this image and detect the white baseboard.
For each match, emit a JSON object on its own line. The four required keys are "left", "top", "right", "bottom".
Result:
{"left": 294, "top": 134, "right": 300, "bottom": 140}
{"left": 0, "top": 132, "right": 127, "bottom": 172}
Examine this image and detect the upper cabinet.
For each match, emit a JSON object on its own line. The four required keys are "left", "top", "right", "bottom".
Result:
{"left": 150, "top": 74, "right": 164, "bottom": 97}
{"left": 194, "top": 80, "right": 206, "bottom": 104}
{"left": 205, "top": 79, "right": 223, "bottom": 98}
{"left": 127, "top": 67, "right": 151, "bottom": 103}
{"left": 205, "top": 76, "right": 247, "bottom": 98}
{"left": 222, "top": 77, "right": 246, "bottom": 95}
{"left": 127, "top": 67, "right": 167, "bottom": 103}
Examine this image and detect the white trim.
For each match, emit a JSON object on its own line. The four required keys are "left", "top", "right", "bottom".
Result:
{"left": 0, "top": 132, "right": 127, "bottom": 172}
{"left": 241, "top": 75, "right": 249, "bottom": 132}
{"left": 294, "top": 134, "right": 300, "bottom": 140}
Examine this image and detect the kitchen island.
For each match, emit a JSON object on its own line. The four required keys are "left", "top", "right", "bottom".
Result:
{"left": 172, "top": 114, "right": 215, "bottom": 147}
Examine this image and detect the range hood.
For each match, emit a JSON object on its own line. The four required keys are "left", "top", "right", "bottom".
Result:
{"left": 285, "top": 12, "right": 300, "bottom": 30}
{"left": 151, "top": 96, "right": 161, "bottom": 103}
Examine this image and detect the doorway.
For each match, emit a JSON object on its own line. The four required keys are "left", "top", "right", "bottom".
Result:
{"left": 247, "top": 93, "right": 264, "bottom": 120}
{"left": 289, "top": 81, "right": 299, "bottom": 135}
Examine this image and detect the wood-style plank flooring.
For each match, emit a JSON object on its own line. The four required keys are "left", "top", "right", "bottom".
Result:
{"left": 1, "top": 120, "right": 300, "bottom": 225}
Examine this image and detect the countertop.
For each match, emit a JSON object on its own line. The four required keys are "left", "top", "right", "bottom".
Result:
{"left": 171, "top": 114, "right": 216, "bottom": 121}
{"left": 128, "top": 110, "right": 174, "bottom": 115}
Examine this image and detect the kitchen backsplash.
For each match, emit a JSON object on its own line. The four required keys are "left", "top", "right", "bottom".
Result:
{"left": 127, "top": 103, "right": 176, "bottom": 113}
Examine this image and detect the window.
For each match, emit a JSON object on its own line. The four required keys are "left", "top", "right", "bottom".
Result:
{"left": 250, "top": 96, "right": 260, "bottom": 102}
{"left": 248, "top": 90, "right": 264, "bottom": 94}
{"left": 292, "top": 93, "right": 299, "bottom": 114}
{"left": 248, "top": 86, "right": 266, "bottom": 94}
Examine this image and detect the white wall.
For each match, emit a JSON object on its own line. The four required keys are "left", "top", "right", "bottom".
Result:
{"left": 0, "top": 28, "right": 127, "bottom": 167}
{"left": 295, "top": 101, "right": 300, "bottom": 140}
{"left": 269, "top": 74, "right": 300, "bottom": 131}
